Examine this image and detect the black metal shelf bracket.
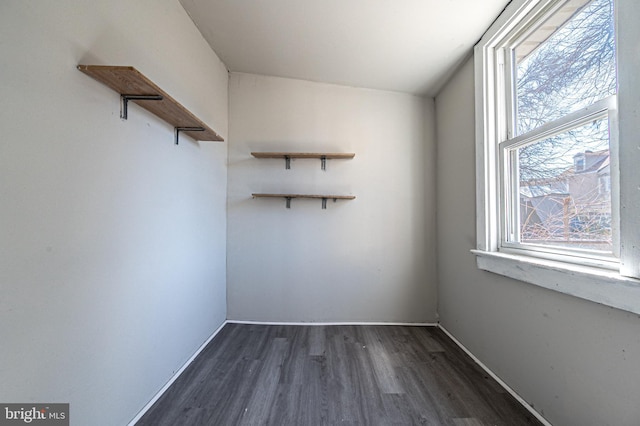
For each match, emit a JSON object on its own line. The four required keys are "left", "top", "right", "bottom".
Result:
{"left": 282, "top": 155, "right": 329, "bottom": 170}
{"left": 120, "top": 94, "right": 163, "bottom": 120}
{"left": 321, "top": 197, "right": 339, "bottom": 209}
{"left": 285, "top": 197, "right": 292, "bottom": 208}
{"left": 175, "top": 127, "right": 205, "bottom": 145}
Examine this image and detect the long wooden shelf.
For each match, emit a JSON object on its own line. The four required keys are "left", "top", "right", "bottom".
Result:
{"left": 251, "top": 152, "right": 355, "bottom": 170}
{"left": 77, "top": 65, "right": 224, "bottom": 143}
{"left": 252, "top": 193, "right": 356, "bottom": 209}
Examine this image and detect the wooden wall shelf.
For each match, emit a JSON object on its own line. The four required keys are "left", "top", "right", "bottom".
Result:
{"left": 77, "top": 65, "right": 224, "bottom": 144}
{"left": 252, "top": 193, "right": 356, "bottom": 209}
{"left": 251, "top": 152, "right": 355, "bottom": 170}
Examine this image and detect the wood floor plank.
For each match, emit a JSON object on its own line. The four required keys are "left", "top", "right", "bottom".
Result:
{"left": 361, "top": 326, "right": 405, "bottom": 394}
{"left": 278, "top": 325, "right": 308, "bottom": 385}
{"left": 237, "top": 337, "right": 289, "bottom": 424}
{"left": 308, "top": 325, "right": 326, "bottom": 356}
{"left": 341, "top": 339, "right": 386, "bottom": 424}
{"left": 135, "top": 325, "right": 543, "bottom": 426}
{"left": 452, "top": 418, "right": 485, "bottom": 426}
{"left": 300, "top": 355, "right": 330, "bottom": 424}
{"left": 395, "top": 364, "right": 459, "bottom": 424}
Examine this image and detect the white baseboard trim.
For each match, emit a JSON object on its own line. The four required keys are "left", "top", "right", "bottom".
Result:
{"left": 437, "top": 324, "right": 552, "bottom": 426}
{"left": 127, "top": 320, "right": 228, "bottom": 426}
{"left": 226, "top": 320, "right": 438, "bottom": 327}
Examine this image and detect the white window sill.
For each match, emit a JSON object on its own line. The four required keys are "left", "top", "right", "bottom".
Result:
{"left": 471, "top": 249, "right": 640, "bottom": 315}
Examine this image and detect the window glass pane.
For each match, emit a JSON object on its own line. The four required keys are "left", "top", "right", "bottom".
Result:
{"left": 515, "top": 0, "right": 616, "bottom": 135}
{"left": 516, "top": 117, "right": 612, "bottom": 252}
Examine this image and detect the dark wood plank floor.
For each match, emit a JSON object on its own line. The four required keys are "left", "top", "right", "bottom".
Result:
{"left": 136, "top": 324, "right": 543, "bottom": 426}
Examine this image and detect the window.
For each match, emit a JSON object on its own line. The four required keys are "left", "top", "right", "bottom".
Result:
{"left": 598, "top": 174, "right": 611, "bottom": 194}
{"left": 574, "top": 155, "right": 586, "bottom": 172}
{"left": 488, "top": 0, "right": 617, "bottom": 265}
{"left": 474, "top": 0, "right": 640, "bottom": 314}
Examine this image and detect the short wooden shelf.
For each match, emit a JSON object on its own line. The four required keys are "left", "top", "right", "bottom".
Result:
{"left": 251, "top": 152, "right": 355, "bottom": 159}
{"left": 77, "top": 65, "right": 224, "bottom": 144}
{"left": 252, "top": 193, "right": 356, "bottom": 209}
{"left": 251, "top": 152, "right": 355, "bottom": 170}
{"left": 252, "top": 193, "right": 356, "bottom": 200}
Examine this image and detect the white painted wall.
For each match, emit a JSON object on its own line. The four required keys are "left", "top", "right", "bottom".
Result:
{"left": 227, "top": 73, "right": 437, "bottom": 323}
{"left": 436, "top": 57, "right": 640, "bottom": 425}
{"left": 0, "top": 1, "right": 228, "bottom": 425}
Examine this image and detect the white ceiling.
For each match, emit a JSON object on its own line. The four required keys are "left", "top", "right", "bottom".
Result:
{"left": 179, "top": 0, "right": 509, "bottom": 96}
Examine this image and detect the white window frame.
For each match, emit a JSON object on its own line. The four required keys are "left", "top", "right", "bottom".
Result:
{"left": 474, "top": 0, "right": 640, "bottom": 314}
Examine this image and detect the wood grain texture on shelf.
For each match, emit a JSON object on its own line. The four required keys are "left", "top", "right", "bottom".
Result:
{"left": 78, "top": 65, "right": 223, "bottom": 142}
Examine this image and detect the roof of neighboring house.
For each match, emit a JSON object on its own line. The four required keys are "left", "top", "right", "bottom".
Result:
{"left": 521, "top": 149, "right": 610, "bottom": 188}
{"left": 574, "top": 149, "right": 609, "bottom": 173}
{"left": 581, "top": 155, "right": 608, "bottom": 173}
{"left": 597, "top": 156, "right": 610, "bottom": 174}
